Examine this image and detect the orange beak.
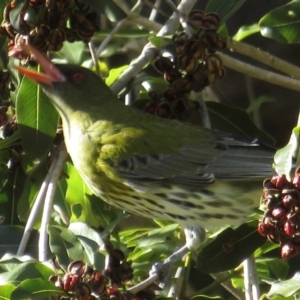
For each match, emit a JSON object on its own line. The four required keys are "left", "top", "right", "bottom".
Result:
{"left": 15, "top": 44, "right": 66, "bottom": 85}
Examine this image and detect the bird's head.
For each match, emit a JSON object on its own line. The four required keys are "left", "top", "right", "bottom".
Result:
{"left": 16, "top": 45, "right": 114, "bottom": 113}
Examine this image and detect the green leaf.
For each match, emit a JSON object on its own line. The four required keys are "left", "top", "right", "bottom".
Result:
{"left": 0, "top": 131, "right": 21, "bottom": 151}
{"left": 11, "top": 279, "right": 67, "bottom": 300}
{"left": 206, "top": 101, "right": 276, "bottom": 146}
{"left": 192, "top": 295, "right": 223, "bottom": 300}
{"left": 266, "top": 258, "right": 289, "bottom": 280}
{"left": 267, "top": 272, "right": 300, "bottom": 298}
{"left": 274, "top": 126, "right": 300, "bottom": 178}
{"left": 0, "top": 167, "right": 26, "bottom": 225}
{"left": 55, "top": 41, "right": 86, "bottom": 65}
{"left": 65, "top": 162, "right": 102, "bottom": 227}
{"left": 196, "top": 221, "right": 266, "bottom": 273}
{"left": 17, "top": 162, "right": 47, "bottom": 223}
{"left": 259, "top": 1, "right": 300, "bottom": 43}
{"left": 205, "top": 0, "right": 247, "bottom": 24}
{"left": 16, "top": 71, "right": 58, "bottom": 159}
{"left": 0, "top": 283, "right": 15, "bottom": 300}
{"left": 233, "top": 23, "right": 261, "bottom": 41}
{"left": 148, "top": 36, "right": 172, "bottom": 49}
{"left": 0, "top": 226, "right": 39, "bottom": 258}
{"left": 246, "top": 95, "right": 275, "bottom": 113}
{"left": 81, "top": 0, "right": 126, "bottom": 21}
{"left": 0, "top": 1, "right": 11, "bottom": 20}
{"left": 106, "top": 65, "right": 129, "bottom": 86}
{"left": 48, "top": 225, "right": 83, "bottom": 271}
{"left": 0, "top": 261, "right": 54, "bottom": 284}
{"left": 68, "top": 222, "right": 105, "bottom": 269}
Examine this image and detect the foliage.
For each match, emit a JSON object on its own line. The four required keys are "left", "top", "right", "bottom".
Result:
{"left": 0, "top": 0, "right": 298, "bottom": 299}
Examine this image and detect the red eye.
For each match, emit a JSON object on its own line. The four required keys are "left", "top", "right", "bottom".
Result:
{"left": 72, "top": 72, "right": 84, "bottom": 81}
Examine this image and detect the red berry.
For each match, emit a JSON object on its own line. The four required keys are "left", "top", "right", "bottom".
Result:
{"left": 284, "top": 221, "right": 296, "bottom": 236}
{"left": 271, "top": 206, "right": 287, "bottom": 220}
{"left": 271, "top": 175, "right": 288, "bottom": 189}
{"left": 281, "top": 241, "right": 299, "bottom": 259}
{"left": 258, "top": 222, "right": 274, "bottom": 236}
{"left": 145, "top": 102, "right": 157, "bottom": 114}
{"left": 263, "top": 195, "right": 279, "bottom": 208}
{"left": 293, "top": 174, "right": 300, "bottom": 189}
{"left": 282, "top": 194, "right": 299, "bottom": 208}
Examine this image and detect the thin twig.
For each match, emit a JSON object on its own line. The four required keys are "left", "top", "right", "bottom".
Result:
{"left": 227, "top": 39, "right": 300, "bottom": 80}
{"left": 95, "top": 1, "right": 143, "bottom": 58}
{"left": 88, "top": 41, "right": 101, "bottom": 76}
{"left": 244, "top": 259, "right": 253, "bottom": 300}
{"left": 110, "top": 0, "right": 197, "bottom": 95}
{"left": 39, "top": 146, "right": 68, "bottom": 261}
{"left": 207, "top": 271, "right": 244, "bottom": 300}
{"left": 218, "top": 52, "right": 300, "bottom": 93}
{"left": 17, "top": 155, "right": 58, "bottom": 256}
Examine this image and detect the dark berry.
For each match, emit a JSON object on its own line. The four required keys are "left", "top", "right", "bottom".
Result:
{"left": 282, "top": 194, "right": 299, "bottom": 208}
{"left": 271, "top": 206, "right": 287, "bottom": 220}
{"left": 258, "top": 222, "right": 274, "bottom": 236}
{"left": 284, "top": 221, "right": 296, "bottom": 236}
{"left": 293, "top": 174, "right": 300, "bottom": 189}
{"left": 271, "top": 175, "right": 288, "bottom": 189}
{"left": 281, "top": 241, "right": 299, "bottom": 259}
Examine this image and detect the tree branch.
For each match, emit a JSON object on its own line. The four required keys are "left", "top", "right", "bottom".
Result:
{"left": 227, "top": 39, "right": 300, "bottom": 80}
{"left": 218, "top": 52, "right": 300, "bottom": 92}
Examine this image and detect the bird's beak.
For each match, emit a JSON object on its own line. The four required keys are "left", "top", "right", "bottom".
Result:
{"left": 15, "top": 44, "right": 66, "bottom": 85}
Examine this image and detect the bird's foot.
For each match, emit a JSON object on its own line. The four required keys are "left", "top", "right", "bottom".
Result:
{"left": 128, "top": 226, "right": 206, "bottom": 293}
{"left": 149, "top": 245, "right": 189, "bottom": 288}
{"left": 184, "top": 225, "right": 206, "bottom": 250}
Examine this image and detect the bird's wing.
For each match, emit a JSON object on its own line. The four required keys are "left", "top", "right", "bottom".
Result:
{"left": 94, "top": 114, "right": 274, "bottom": 189}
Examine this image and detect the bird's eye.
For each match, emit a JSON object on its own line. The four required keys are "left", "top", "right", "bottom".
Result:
{"left": 72, "top": 72, "right": 84, "bottom": 82}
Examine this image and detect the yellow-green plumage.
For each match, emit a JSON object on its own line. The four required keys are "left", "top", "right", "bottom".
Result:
{"left": 19, "top": 61, "right": 274, "bottom": 233}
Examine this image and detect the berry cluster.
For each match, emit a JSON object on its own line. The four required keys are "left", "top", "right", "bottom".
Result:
{"left": 1, "top": 0, "right": 100, "bottom": 64}
{"left": 145, "top": 10, "right": 225, "bottom": 121}
{"left": 50, "top": 242, "right": 156, "bottom": 300}
{"left": 258, "top": 171, "right": 300, "bottom": 258}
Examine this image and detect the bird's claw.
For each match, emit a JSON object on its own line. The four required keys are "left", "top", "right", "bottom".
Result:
{"left": 150, "top": 262, "right": 171, "bottom": 288}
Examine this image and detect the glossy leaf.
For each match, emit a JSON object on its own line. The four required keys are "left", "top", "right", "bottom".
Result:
{"left": 266, "top": 258, "right": 289, "bottom": 280}
{"left": 197, "top": 221, "right": 266, "bottom": 273}
{"left": 65, "top": 162, "right": 102, "bottom": 227}
{"left": 17, "top": 162, "right": 47, "bottom": 223}
{"left": 259, "top": 1, "right": 300, "bottom": 43}
{"left": 56, "top": 41, "right": 86, "bottom": 65}
{"left": 246, "top": 95, "right": 275, "bottom": 113}
{"left": 106, "top": 65, "right": 129, "bottom": 86}
{"left": 206, "top": 101, "right": 276, "bottom": 146}
{"left": 0, "top": 261, "right": 54, "bottom": 284}
{"left": 233, "top": 23, "right": 260, "bottom": 41}
{"left": 11, "top": 279, "right": 67, "bottom": 300}
{"left": 0, "top": 168, "right": 26, "bottom": 225}
{"left": 192, "top": 295, "right": 223, "bottom": 300}
{"left": 274, "top": 126, "right": 300, "bottom": 178}
{"left": 267, "top": 272, "right": 300, "bottom": 298}
{"left": 0, "top": 283, "right": 15, "bottom": 300}
{"left": 0, "top": 226, "right": 39, "bottom": 258}
{"left": 205, "top": 0, "right": 247, "bottom": 24}
{"left": 0, "top": 131, "right": 21, "bottom": 151}
{"left": 48, "top": 225, "right": 83, "bottom": 271}
{"left": 16, "top": 71, "right": 58, "bottom": 159}
{"left": 148, "top": 36, "right": 172, "bottom": 49}
{"left": 68, "top": 222, "right": 105, "bottom": 270}
{"left": 0, "top": 0, "right": 10, "bottom": 17}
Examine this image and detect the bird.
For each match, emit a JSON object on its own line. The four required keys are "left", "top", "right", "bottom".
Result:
{"left": 16, "top": 45, "right": 274, "bottom": 251}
